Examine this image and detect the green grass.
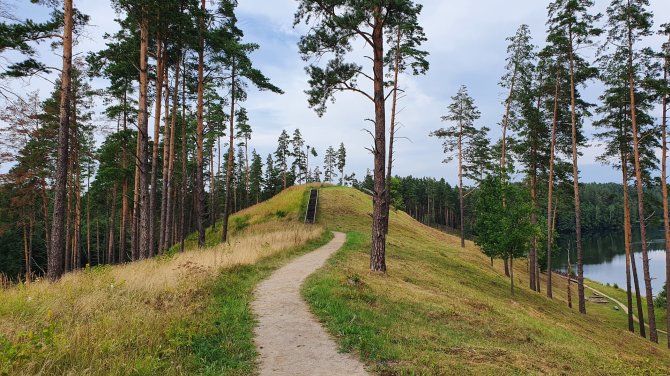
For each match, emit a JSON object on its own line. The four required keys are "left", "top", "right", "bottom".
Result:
{"left": 303, "top": 186, "right": 670, "bottom": 375}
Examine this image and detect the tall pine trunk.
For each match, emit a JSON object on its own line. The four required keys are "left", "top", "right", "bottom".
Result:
{"left": 662, "top": 32, "right": 670, "bottom": 348}
{"left": 120, "top": 91, "right": 129, "bottom": 262}
{"left": 622, "top": 160, "right": 646, "bottom": 337}
{"left": 48, "top": 0, "right": 73, "bottom": 281}
{"left": 159, "top": 63, "right": 171, "bottom": 253}
{"left": 150, "top": 34, "right": 164, "bottom": 258}
{"left": 546, "top": 67, "right": 560, "bottom": 298}
{"left": 222, "top": 62, "right": 236, "bottom": 243}
{"left": 137, "top": 16, "right": 151, "bottom": 260}
{"left": 107, "top": 184, "right": 117, "bottom": 264}
{"left": 627, "top": 26, "right": 657, "bottom": 342}
{"left": 164, "top": 55, "right": 181, "bottom": 253}
{"left": 458, "top": 122, "right": 465, "bottom": 248}
{"left": 180, "top": 60, "right": 187, "bottom": 253}
{"left": 370, "top": 11, "right": 387, "bottom": 272}
{"left": 384, "top": 27, "right": 401, "bottom": 235}
{"left": 195, "top": 0, "right": 206, "bottom": 247}
{"left": 568, "top": 28, "right": 586, "bottom": 314}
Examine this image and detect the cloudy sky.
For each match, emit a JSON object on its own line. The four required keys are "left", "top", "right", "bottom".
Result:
{"left": 3, "top": 0, "right": 670, "bottom": 184}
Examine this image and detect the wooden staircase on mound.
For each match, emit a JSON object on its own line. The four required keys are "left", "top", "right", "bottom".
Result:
{"left": 304, "top": 189, "right": 319, "bottom": 224}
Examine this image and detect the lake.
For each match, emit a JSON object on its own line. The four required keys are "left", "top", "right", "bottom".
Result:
{"left": 555, "top": 228, "right": 667, "bottom": 296}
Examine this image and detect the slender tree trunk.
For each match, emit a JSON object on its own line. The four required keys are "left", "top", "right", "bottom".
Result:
{"left": 662, "top": 33, "right": 670, "bottom": 348}
{"left": 107, "top": 184, "right": 117, "bottom": 264}
{"left": 159, "top": 65, "right": 171, "bottom": 253}
{"left": 194, "top": 0, "right": 207, "bottom": 247}
{"left": 73, "top": 139, "right": 81, "bottom": 269}
{"left": 40, "top": 180, "right": 50, "bottom": 265}
{"left": 621, "top": 163, "right": 635, "bottom": 333}
{"left": 221, "top": 61, "right": 236, "bottom": 243}
{"left": 120, "top": 91, "right": 129, "bottom": 262}
{"left": 131, "top": 123, "right": 141, "bottom": 260}
{"left": 137, "top": 16, "right": 151, "bottom": 260}
{"left": 48, "top": 0, "right": 73, "bottom": 281}
{"left": 65, "top": 155, "right": 73, "bottom": 272}
{"left": 96, "top": 219, "right": 100, "bottom": 265}
{"left": 623, "top": 160, "right": 647, "bottom": 337}
{"left": 244, "top": 135, "right": 249, "bottom": 206}
{"left": 567, "top": 248, "right": 572, "bottom": 308}
{"left": 164, "top": 55, "right": 181, "bottom": 252}
{"left": 210, "top": 144, "right": 215, "bottom": 227}
{"left": 23, "top": 221, "right": 30, "bottom": 283}
{"left": 500, "top": 65, "right": 517, "bottom": 172}
{"left": 180, "top": 57, "right": 187, "bottom": 253}
{"left": 568, "top": 29, "right": 586, "bottom": 314}
{"left": 530, "top": 171, "right": 537, "bottom": 291}
{"left": 384, "top": 27, "right": 401, "bottom": 235}
{"left": 370, "top": 12, "right": 387, "bottom": 272}
{"left": 547, "top": 67, "right": 560, "bottom": 298}
{"left": 627, "top": 24, "right": 657, "bottom": 342}
{"left": 86, "top": 172, "right": 90, "bottom": 266}
{"left": 510, "top": 255, "right": 515, "bottom": 295}
{"left": 458, "top": 123, "right": 464, "bottom": 248}
{"left": 150, "top": 34, "right": 164, "bottom": 258}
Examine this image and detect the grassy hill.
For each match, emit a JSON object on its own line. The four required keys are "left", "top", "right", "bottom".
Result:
{"left": 304, "top": 186, "right": 670, "bottom": 375}
{"left": 0, "top": 184, "right": 327, "bottom": 375}
{"left": 2, "top": 184, "right": 669, "bottom": 375}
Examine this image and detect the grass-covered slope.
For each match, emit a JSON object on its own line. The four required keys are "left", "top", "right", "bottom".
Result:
{"left": 303, "top": 186, "right": 670, "bottom": 375}
{"left": 0, "top": 184, "right": 326, "bottom": 375}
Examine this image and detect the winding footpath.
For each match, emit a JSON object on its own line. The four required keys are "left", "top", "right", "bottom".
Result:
{"left": 252, "top": 232, "right": 370, "bottom": 376}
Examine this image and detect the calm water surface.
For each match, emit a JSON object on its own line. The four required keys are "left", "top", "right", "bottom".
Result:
{"left": 555, "top": 228, "right": 667, "bottom": 296}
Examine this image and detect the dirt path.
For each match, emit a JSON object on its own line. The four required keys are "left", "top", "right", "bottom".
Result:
{"left": 556, "top": 274, "right": 668, "bottom": 336}
{"left": 252, "top": 232, "right": 369, "bottom": 376}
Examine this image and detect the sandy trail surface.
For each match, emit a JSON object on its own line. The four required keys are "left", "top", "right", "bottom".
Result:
{"left": 252, "top": 231, "right": 369, "bottom": 376}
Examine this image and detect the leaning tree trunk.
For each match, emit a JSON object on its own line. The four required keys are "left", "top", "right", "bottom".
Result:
{"left": 627, "top": 23, "right": 657, "bottom": 343}
{"left": 384, "top": 26, "right": 401, "bottom": 235}
{"left": 546, "top": 67, "right": 560, "bottom": 298}
{"left": 369, "top": 12, "right": 387, "bottom": 273}
{"left": 568, "top": 30, "right": 586, "bottom": 314}
{"left": 195, "top": 0, "right": 206, "bottom": 247}
{"left": 48, "top": 0, "right": 73, "bottom": 281}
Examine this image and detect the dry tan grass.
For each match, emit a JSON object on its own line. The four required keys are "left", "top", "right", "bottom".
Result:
{"left": 0, "top": 208, "right": 324, "bottom": 375}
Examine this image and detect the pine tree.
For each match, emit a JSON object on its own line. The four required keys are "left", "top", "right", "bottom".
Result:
{"left": 603, "top": 0, "right": 658, "bottom": 340}
{"left": 48, "top": 0, "right": 74, "bottom": 280}
{"left": 296, "top": 0, "right": 428, "bottom": 273}
{"left": 275, "top": 130, "right": 291, "bottom": 189}
{"left": 546, "top": 0, "right": 602, "bottom": 314}
{"left": 337, "top": 143, "right": 346, "bottom": 185}
{"left": 291, "top": 129, "right": 307, "bottom": 184}
{"left": 323, "top": 146, "right": 337, "bottom": 183}
{"left": 249, "top": 150, "right": 263, "bottom": 204}
{"left": 594, "top": 40, "right": 657, "bottom": 336}
{"left": 236, "top": 107, "right": 252, "bottom": 202}
{"left": 431, "top": 85, "right": 482, "bottom": 248}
